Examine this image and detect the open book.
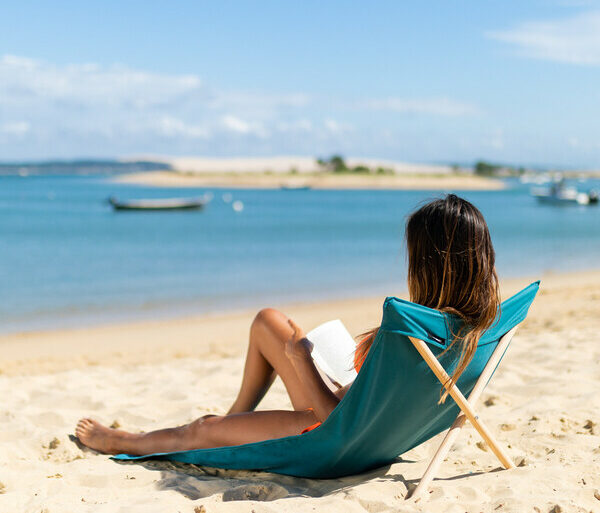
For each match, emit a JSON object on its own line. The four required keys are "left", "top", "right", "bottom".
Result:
{"left": 306, "top": 319, "right": 358, "bottom": 387}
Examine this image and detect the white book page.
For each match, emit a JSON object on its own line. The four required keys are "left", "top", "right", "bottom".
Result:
{"left": 306, "top": 319, "right": 358, "bottom": 387}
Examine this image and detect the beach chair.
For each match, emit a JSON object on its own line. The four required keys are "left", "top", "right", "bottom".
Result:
{"left": 114, "top": 281, "right": 539, "bottom": 499}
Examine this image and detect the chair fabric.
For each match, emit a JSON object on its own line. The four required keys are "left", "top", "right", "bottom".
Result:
{"left": 113, "top": 281, "right": 539, "bottom": 478}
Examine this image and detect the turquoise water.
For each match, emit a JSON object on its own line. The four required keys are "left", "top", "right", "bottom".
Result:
{"left": 1, "top": 175, "right": 599, "bottom": 333}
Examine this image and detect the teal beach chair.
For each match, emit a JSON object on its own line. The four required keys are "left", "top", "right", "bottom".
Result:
{"left": 114, "top": 282, "right": 539, "bottom": 499}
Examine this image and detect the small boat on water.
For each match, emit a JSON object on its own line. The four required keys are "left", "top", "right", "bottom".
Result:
{"left": 531, "top": 178, "right": 598, "bottom": 206}
{"left": 108, "top": 196, "right": 209, "bottom": 211}
{"left": 280, "top": 183, "right": 311, "bottom": 191}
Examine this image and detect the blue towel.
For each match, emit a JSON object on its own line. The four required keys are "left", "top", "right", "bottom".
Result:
{"left": 114, "top": 281, "right": 539, "bottom": 478}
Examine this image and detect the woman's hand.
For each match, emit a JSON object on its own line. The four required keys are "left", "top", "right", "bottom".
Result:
{"left": 285, "top": 318, "right": 340, "bottom": 422}
{"left": 285, "top": 319, "right": 314, "bottom": 365}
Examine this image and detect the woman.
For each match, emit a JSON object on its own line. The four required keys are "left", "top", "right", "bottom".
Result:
{"left": 76, "top": 194, "right": 500, "bottom": 455}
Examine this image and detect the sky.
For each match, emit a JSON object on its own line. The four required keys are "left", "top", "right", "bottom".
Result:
{"left": 1, "top": 1, "right": 600, "bottom": 167}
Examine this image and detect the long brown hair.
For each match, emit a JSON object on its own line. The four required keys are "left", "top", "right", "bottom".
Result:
{"left": 355, "top": 194, "right": 500, "bottom": 402}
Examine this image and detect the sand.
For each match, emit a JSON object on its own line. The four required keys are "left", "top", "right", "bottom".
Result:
{"left": 113, "top": 170, "right": 505, "bottom": 191}
{"left": 1, "top": 270, "right": 599, "bottom": 512}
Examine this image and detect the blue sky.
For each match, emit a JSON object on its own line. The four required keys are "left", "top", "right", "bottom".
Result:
{"left": 1, "top": 1, "right": 600, "bottom": 167}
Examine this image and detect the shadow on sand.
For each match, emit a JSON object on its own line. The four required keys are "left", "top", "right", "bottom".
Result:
{"left": 111, "top": 457, "right": 484, "bottom": 502}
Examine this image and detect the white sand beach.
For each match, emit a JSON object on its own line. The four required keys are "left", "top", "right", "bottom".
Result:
{"left": 114, "top": 170, "right": 504, "bottom": 191}
{"left": 0, "top": 270, "right": 599, "bottom": 512}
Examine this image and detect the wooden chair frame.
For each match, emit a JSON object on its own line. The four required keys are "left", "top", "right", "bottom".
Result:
{"left": 406, "top": 326, "right": 518, "bottom": 501}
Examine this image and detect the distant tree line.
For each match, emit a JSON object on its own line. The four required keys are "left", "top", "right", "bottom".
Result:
{"left": 315, "top": 156, "right": 527, "bottom": 178}
{"left": 0, "top": 160, "right": 168, "bottom": 176}
{"left": 316, "top": 155, "right": 394, "bottom": 175}
{"left": 474, "top": 160, "right": 526, "bottom": 177}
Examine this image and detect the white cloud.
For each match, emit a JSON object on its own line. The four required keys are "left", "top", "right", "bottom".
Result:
{"left": 488, "top": 11, "right": 600, "bottom": 65}
{"left": 363, "top": 97, "right": 479, "bottom": 116}
{"left": 221, "top": 115, "right": 269, "bottom": 138}
{"left": 0, "top": 54, "right": 204, "bottom": 109}
{"left": 323, "top": 118, "right": 353, "bottom": 134}
{"left": 0, "top": 55, "right": 319, "bottom": 156}
{"left": 0, "top": 121, "right": 30, "bottom": 136}
{"left": 211, "top": 91, "right": 310, "bottom": 111}
{"left": 2, "top": 55, "right": 37, "bottom": 69}
{"left": 0, "top": 54, "right": 492, "bottom": 160}
{"left": 156, "top": 116, "right": 210, "bottom": 139}
{"left": 221, "top": 115, "right": 252, "bottom": 134}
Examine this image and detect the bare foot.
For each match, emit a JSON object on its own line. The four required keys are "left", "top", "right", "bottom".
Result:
{"left": 75, "top": 418, "right": 130, "bottom": 454}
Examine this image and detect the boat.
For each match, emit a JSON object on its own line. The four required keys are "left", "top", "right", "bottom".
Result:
{"left": 108, "top": 196, "right": 209, "bottom": 211}
{"left": 531, "top": 178, "right": 598, "bottom": 206}
{"left": 280, "top": 183, "right": 311, "bottom": 190}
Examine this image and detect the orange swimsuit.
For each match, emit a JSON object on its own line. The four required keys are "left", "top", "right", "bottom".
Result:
{"left": 300, "top": 344, "right": 366, "bottom": 434}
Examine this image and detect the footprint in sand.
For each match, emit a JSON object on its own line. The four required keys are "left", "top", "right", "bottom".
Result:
{"left": 222, "top": 482, "right": 289, "bottom": 502}
{"left": 483, "top": 396, "right": 497, "bottom": 407}
{"left": 164, "top": 391, "right": 187, "bottom": 401}
{"left": 29, "top": 411, "right": 64, "bottom": 428}
{"left": 456, "top": 485, "right": 487, "bottom": 501}
{"left": 476, "top": 441, "right": 488, "bottom": 452}
{"left": 158, "top": 473, "right": 225, "bottom": 500}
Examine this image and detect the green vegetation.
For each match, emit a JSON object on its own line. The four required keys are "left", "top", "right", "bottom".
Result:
{"left": 474, "top": 160, "right": 526, "bottom": 177}
{"left": 474, "top": 161, "right": 501, "bottom": 176}
{"left": 316, "top": 155, "right": 394, "bottom": 175}
{"left": 316, "top": 155, "right": 347, "bottom": 172}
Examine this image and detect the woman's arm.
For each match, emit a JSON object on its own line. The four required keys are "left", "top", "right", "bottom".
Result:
{"left": 285, "top": 319, "right": 341, "bottom": 422}
{"left": 333, "top": 383, "right": 352, "bottom": 400}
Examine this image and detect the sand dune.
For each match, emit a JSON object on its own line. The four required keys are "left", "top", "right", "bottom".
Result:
{"left": 0, "top": 270, "right": 599, "bottom": 512}
{"left": 126, "top": 155, "right": 458, "bottom": 175}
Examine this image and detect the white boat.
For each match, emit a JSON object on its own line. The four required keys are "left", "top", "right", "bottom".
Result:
{"left": 108, "top": 196, "right": 209, "bottom": 211}
{"left": 531, "top": 179, "right": 598, "bottom": 206}
{"left": 280, "top": 183, "right": 311, "bottom": 190}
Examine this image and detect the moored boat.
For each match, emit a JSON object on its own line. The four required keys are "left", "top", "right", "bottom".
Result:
{"left": 108, "top": 196, "right": 209, "bottom": 211}
{"left": 531, "top": 178, "right": 598, "bottom": 206}
{"left": 280, "top": 183, "right": 311, "bottom": 190}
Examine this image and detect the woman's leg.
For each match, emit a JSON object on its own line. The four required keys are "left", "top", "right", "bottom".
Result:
{"left": 227, "top": 308, "right": 315, "bottom": 414}
{"left": 76, "top": 308, "right": 326, "bottom": 454}
{"left": 76, "top": 408, "right": 318, "bottom": 455}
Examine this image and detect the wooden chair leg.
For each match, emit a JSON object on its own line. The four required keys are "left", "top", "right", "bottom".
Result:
{"left": 407, "top": 327, "right": 518, "bottom": 500}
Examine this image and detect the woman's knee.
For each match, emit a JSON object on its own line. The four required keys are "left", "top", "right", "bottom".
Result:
{"left": 186, "top": 414, "right": 221, "bottom": 445}
{"left": 254, "top": 307, "right": 284, "bottom": 324}
{"left": 251, "top": 308, "right": 287, "bottom": 333}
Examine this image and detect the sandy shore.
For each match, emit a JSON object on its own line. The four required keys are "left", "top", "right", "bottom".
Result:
{"left": 1, "top": 270, "right": 599, "bottom": 512}
{"left": 113, "top": 170, "right": 505, "bottom": 190}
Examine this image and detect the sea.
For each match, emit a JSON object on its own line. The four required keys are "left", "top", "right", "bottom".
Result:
{"left": 1, "top": 174, "right": 599, "bottom": 334}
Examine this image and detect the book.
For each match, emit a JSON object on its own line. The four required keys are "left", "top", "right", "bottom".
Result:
{"left": 306, "top": 319, "right": 358, "bottom": 387}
